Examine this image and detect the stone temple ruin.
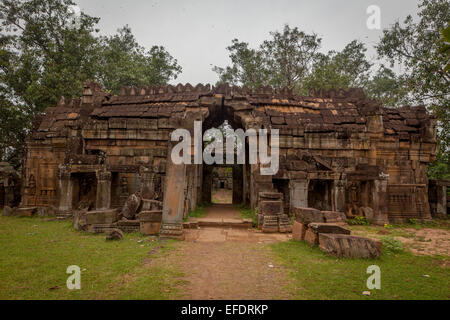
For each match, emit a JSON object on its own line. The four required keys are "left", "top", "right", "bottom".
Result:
{"left": 13, "top": 80, "right": 447, "bottom": 254}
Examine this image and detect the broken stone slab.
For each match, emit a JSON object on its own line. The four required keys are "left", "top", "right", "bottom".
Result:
{"left": 292, "top": 207, "right": 324, "bottom": 224}
{"left": 120, "top": 192, "right": 142, "bottom": 220}
{"left": 138, "top": 210, "right": 162, "bottom": 222}
{"left": 141, "top": 199, "right": 163, "bottom": 211}
{"left": 318, "top": 233, "right": 382, "bottom": 258}
{"left": 308, "top": 222, "right": 351, "bottom": 235}
{"left": 85, "top": 209, "right": 118, "bottom": 225}
{"left": 322, "top": 211, "right": 347, "bottom": 224}
{"left": 258, "top": 192, "right": 283, "bottom": 201}
{"left": 106, "top": 228, "right": 124, "bottom": 241}
{"left": 304, "top": 228, "right": 319, "bottom": 246}
{"left": 292, "top": 221, "right": 307, "bottom": 241}
{"left": 14, "top": 207, "right": 37, "bottom": 217}
{"left": 2, "top": 206, "right": 13, "bottom": 216}
{"left": 138, "top": 210, "right": 163, "bottom": 235}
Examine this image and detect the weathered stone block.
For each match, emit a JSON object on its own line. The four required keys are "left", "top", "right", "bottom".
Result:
{"left": 14, "top": 207, "right": 37, "bottom": 217}
{"left": 106, "top": 228, "right": 124, "bottom": 240}
{"left": 308, "top": 222, "right": 351, "bottom": 235}
{"left": 259, "top": 200, "right": 283, "bottom": 215}
{"left": 318, "top": 233, "right": 382, "bottom": 258}
{"left": 2, "top": 206, "right": 13, "bottom": 216}
{"left": 292, "top": 221, "right": 307, "bottom": 241}
{"left": 85, "top": 209, "right": 118, "bottom": 225}
{"left": 292, "top": 207, "right": 324, "bottom": 224}
{"left": 304, "top": 228, "right": 319, "bottom": 246}
{"left": 322, "top": 211, "right": 347, "bottom": 223}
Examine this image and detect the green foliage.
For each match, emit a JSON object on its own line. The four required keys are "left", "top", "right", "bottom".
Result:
{"left": 0, "top": 0, "right": 181, "bottom": 168}
{"left": 94, "top": 25, "right": 181, "bottom": 95}
{"left": 213, "top": 25, "right": 321, "bottom": 90}
{"left": 304, "top": 40, "right": 372, "bottom": 93}
{"left": 348, "top": 216, "right": 370, "bottom": 226}
{"left": 376, "top": 0, "right": 449, "bottom": 179}
{"left": 236, "top": 203, "right": 257, "bottom": 226}
{"left": 185, "top": 205, "right": 206, "bottom": 220}
{"left": 381, "top": 236, "right": 404, "bottom": 254}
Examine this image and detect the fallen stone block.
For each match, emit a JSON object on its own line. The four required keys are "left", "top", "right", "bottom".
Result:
{"left": 258, "top": 192, "right": 283, "bottom": 201}
{"left": 318, "top": 233, "right": 382, "bottom": 258}
{"left": 106, "top": 228, "right": 124, "bottom": 241}
{"left": 14, "top": 207, "right": 37, "bottom": 217}
{"left": 304, "top": 228, "right": 319, "bottom": 246}
{"left": 85, "top": 209, "right": 118, "bottom": 225}
{"left": 292, "top": 221, "right": 307, "bottom": 241}
{"left": 2, "top": 206, "right": 13, "bottom": 216}
{"left": 138, "top": 210, "right": 162, "bottom": 235}
{"left": 308, "top": 222, "right": 351, "bottom": 235}
{"left": 322, "top": 211, "right": 347, "bottom": 223}
{"left": 292, "top": 207, "right": 324, "bottom": 224}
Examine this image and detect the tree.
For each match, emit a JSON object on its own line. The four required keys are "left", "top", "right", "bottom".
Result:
{"left": 304, "top": 40, "right": 372, "bottom": 94}
{"left": 95, "top": 25, "right": 181, "bottom": 95}
{"left": 365, "top": 65, "right": 409, "bottom": 107}
{"left": 376, "top": 0, "right": 450, "bottom": 179}
{"left": 0, "top": 0, "right": 182, "bottom": 168}
{"left": 213, "top": 25, "right": 321, "bottom": 91}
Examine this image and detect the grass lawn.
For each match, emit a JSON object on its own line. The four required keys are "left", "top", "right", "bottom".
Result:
{"left": 0, "top": 215, "right": 184, "bottom": 300}
{"left": 270, "top": 239, "right": 450, "bottom": 300}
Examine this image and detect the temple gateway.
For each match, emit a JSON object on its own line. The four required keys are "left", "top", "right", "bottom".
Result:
{"left": 17, "top": 80, "right": 446, "bottom": 239}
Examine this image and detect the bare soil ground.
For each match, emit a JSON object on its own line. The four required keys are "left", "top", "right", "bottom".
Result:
{"left": 150, "top": 204, "right": 293, "bottom": 299}
{"left": 351, "top": 225, "right": 450, "bottom": 257}
{"left": 211, "top": 188, "right": 232, "bottom": 204}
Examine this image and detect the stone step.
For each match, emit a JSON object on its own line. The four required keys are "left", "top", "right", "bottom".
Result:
{"left": 187, "top": 218, "right": 252, "bottom": 229}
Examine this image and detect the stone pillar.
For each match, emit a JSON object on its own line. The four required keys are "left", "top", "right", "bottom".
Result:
{"left": 160, "top": 141, "right": 186, "bottom": 239}
{"left": 96, "top": 170, "right": 111, "bottom": 210}
{"left": 140, "top": 167, "right": 156, "bottom": 199}
{"left": 232, "top": 165, "right": 243, "bottom": 205}
{"left": 58, "top": 165, "right": 72, "bottom": 212}
{"left": 436, "top": 184, "right": 447, "bottom": 217}
{"left": 202, "top": 165, "right": 212, "bottom": 204}
{"left": 371, "top": 176, "right": 389, "bottom": 225}
{"left": 289, "top": 179, "right": 309, "bottom": 209}
{"left": 332, "top": 180, "right": 346, "bottom": 212}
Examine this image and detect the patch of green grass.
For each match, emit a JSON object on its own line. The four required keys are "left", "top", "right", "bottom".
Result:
{"left": 184, "top": 205, "right": 207, "bottom": 221}
{"left": 0, "top": 216, "right": 183, "bottom": 299}
{"left": 236, "top": 204, "right": 257, "bottom": 226}
{"left": 270, "top": 240, "right": 450, "bottom": 299}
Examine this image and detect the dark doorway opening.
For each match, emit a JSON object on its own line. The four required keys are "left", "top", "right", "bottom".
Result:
{"left": 308, "top": 179, "right": 332, "bottom": 211}
{"left": 71, "top": 172, "right": 97, "bottom": 210}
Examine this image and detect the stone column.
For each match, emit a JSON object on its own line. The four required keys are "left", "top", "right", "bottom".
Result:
{"left": 140, "top": 167, "right": 155, "bottom": 199}
{"left": 96, "top": 170, "right": 111, "bottom": 210}
{"left": 160, "top": 141, "right": 187, "bottom": 239}
{"left": 371, "top": 175, "right": 389, "bottom": 225}
{"left": 232, "top": 164, "right": 243, "bottom": 205}
{"left": 332, "top": 180, "right": 346, "bottom": 212}
{"left": 58, "top": 165, "right": 72, "bottom": 212}
{"left": 289, "top": 179, "right": 309, "bottom": 208}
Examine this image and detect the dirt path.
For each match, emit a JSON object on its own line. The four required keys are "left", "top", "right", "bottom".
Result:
{"left": 151, "top": 204, "right": 293, "bottom": 299}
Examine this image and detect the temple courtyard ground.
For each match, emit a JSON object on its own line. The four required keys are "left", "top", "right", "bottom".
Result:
{"left": 0, "top": 207, "right": 449, "bottom": 300}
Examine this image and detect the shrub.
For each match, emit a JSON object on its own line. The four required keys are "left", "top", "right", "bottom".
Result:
{"left": 381, "top": 236, "right": 404, "bottom": 254}
{"left": 348, "top": 216, "right": 370, "bottom": 225}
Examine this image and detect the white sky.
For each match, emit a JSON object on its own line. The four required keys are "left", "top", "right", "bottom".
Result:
{"left": 74, "top": 0, "right": 421, "bottom": 85}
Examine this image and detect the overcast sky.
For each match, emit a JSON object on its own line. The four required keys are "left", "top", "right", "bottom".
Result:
{"left": 74, "top": 0, "right": 421, "bottom": 85}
